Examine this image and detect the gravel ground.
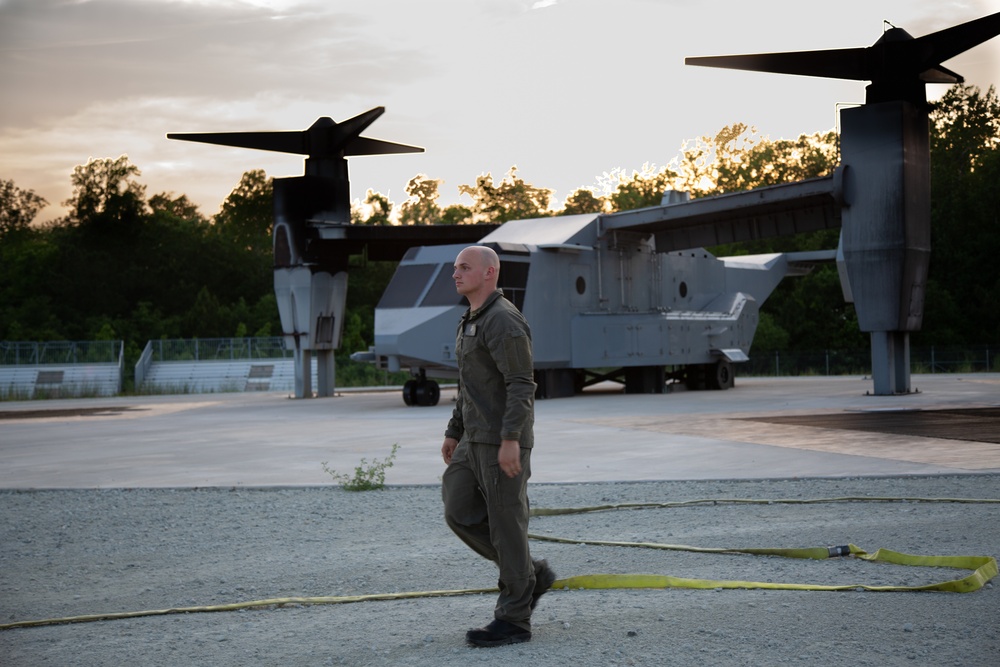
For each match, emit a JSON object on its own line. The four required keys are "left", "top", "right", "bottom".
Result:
{"left": 2, "top": 475, "right": 998, "bottom": 666}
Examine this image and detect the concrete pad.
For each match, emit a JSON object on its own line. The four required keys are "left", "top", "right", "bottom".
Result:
{"left": 0, "top": 374, "right": 998, "bottom": 489}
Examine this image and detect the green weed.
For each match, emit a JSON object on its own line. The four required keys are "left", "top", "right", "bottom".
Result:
{"left": 322, "top": 443, "right": 399, "bottom": 491}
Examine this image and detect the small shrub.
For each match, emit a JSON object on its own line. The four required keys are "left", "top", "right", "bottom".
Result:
{"left": 322, "top": 444, "right": 399, "bottom": 491}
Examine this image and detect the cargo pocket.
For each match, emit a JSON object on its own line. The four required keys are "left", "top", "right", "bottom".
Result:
{"left": 488, "top": 463, "right": 521, "bottom": 508}
{"left": 487, "top": 449, "right": 530, "bottom": 509}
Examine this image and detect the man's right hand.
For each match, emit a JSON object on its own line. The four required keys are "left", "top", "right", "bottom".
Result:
{"left": 441, "top": 437, "right": 459, "bottom": 465}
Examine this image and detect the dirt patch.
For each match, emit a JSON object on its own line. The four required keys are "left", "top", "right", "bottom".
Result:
{"left": 0, "top": 406, "right": 144, "bottom": 420}
{"left": 746, "top": 407, "right": 1000, "bottom": 444}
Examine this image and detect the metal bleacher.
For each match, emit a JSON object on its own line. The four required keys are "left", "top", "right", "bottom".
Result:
{"left": 0, "top": 341, "right": 124, "bottom": 398}
{"left": 140, "top": 358, "right": 317, "bottom": 394}
{"left": 0, "top": 339, "right": 325, "bottom": 398}
{"left": 135, "top": 338, "right": 317, "bottom": 395}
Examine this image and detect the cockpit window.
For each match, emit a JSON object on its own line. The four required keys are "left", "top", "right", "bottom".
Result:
{"left": 377, "top": 264, "right": 437, "bottom": 309}
{"left": 379, "top": 260, "right": 528, "bottom": 310}
{"left": 421, "top": 264, "right": 466, "bottom": 307}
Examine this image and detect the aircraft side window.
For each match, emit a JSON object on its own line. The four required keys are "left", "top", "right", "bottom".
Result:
{"left": 378, "top": 264, "right": 437, "bottom": 309}
{"left": 498, "top": 261, "right": 530, "bottom": 312}
{"left": 421, "top": 264, "right": 466, "bottom": 307}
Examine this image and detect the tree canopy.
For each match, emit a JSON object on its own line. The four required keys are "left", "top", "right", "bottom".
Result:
{"left": 212, "top": 168, "right": 273, "bottom": 258}
{"left": 458, "top": 166, "right": 553, "bottom": 223}
{"left": 398, "top": 174, "right": 443, "bottom": 226}
{"left": 0, "top": 179, "right": 47, "bottom": 238}
{"left": 63, "top": 155, "right": 147, "bottom": 228}
{"left": 924, "top": 84, "right": 1000, "bottom": 345}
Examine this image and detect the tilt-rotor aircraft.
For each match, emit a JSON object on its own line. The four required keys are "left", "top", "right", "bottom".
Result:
{"left": 169, "top": 11, "right": 1000, "bottom": 404}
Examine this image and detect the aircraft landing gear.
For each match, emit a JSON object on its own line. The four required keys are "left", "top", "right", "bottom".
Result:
{"left": 710, "top": 359, "right": 734, "bottom": 390}
{"left": 402, "top": 372, "right": 440, "bottom": 406}
{"left": 683, "top": 359, "right": 734, "bottom": 390}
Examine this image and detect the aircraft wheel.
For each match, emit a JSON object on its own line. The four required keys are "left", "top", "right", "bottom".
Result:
{"left": 710, "top": 360, "right": 734, "bottom": 390}
{"left": 402, "top": 379, "right": 418, "bottom": 406}
{"left": 415, "top": 380, "right": 440, "bottom": 407}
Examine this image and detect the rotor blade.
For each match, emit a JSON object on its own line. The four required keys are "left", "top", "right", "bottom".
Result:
{"left": 345, "top": 136, "right": 424, "bottom": 156}
{"left": 686, "top": 47, "right": 869, "bottom": 81}
{"left": 910, "top": 11, "right": 1000, "bottom": 70}
{"left": 166, "top": 130, "right": 307, "bottom": 154}
{"left": 329, "top": 107, "right": 386, "bottom": 140}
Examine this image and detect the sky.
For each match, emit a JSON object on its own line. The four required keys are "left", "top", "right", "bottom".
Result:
{"left": 2, "top": 0, "right": 999, "bottom": 224}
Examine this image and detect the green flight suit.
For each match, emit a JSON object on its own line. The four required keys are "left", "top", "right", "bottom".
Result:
{"left": 442, "top": 289, "right": 538, "bottom": 630}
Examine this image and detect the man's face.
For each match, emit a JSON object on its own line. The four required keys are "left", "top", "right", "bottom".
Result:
{"left": 453, "top": 248, "right": 487, "bottom": 297}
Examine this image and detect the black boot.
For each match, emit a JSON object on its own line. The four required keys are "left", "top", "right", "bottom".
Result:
{"left": 531, "top": 559, "right": 556, "bottom": 611}
{"left": 466, "top": 619, "right": 532, "bottom": 647}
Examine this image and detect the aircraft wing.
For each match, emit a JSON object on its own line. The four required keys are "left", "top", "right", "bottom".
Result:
{"left": 599, "top": 169, "right": 845, "bottom": 252}
{"left": 311, "top": 223, "right": 500, "bottom": 262}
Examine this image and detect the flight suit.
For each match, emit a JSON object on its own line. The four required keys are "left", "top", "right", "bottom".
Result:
{"left": 442, "top": 289, "right": 537, "bottom": 629}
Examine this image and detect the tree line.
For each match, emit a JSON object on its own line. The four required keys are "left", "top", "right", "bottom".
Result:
{"left": 1, "top": 84, "right": 997, "bottom": 382}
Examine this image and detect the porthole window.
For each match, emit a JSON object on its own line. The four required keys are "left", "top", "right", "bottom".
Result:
{"left": 679, "top": 281, "right": 688, "bottom": 298}
{"left": 575, "top": 276, "right": 586, "bottom": 295}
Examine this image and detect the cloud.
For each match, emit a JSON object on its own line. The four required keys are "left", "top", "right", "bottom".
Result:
{"left": 0, "top": 0, "right": 424, "bottom": 129}
{"left": 0, "top": 0, "right": 436, "bottom": 220}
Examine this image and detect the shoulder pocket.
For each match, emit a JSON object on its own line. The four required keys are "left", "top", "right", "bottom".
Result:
{"left": 500, "top": 330, "right": 532, "bottom": 374}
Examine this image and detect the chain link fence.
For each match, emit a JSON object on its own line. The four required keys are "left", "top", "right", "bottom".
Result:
{"left": 0, "top": 340, "right": 123, "bottom": 366}
{"left": 139, "top": 337, "right": 291, "bottom": 362}
{"left": 741, "top": 345, "right": 996, "bottom": 376}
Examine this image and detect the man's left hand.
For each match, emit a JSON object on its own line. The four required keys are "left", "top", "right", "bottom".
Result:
{"left": 498, "top": 439, "right": 522, "bottom": 478}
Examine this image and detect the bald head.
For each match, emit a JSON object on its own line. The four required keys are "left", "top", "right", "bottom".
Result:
{"left": 453, "top": 245, "right": 500, "bottom": 309}
{"left": 471, "top": 245, "right": 499, "bottom": 270}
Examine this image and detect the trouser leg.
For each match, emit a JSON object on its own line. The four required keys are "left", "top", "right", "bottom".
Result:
{"left": 442, "top": 440, "right": 535, "bottom": 629}
{"left": 442, "top": 440, "right": 496, "bottom": 562}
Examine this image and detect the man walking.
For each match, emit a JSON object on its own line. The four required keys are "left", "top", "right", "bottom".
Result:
{"left": 441, "top": 245, "right": 556, "bottom": 647}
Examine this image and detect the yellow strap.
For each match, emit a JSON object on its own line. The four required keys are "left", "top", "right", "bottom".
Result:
{"left": 0, "top": 589, "right": 497, "bottom": 630}
{"left": 527, "top": 495, "right": 999, "bottom": 595}
{"left": 531, "top": 496, "right": 1000, "bottom": 517}
{"left": 532, "top": 539, "right": 998, "bottom": 594}
{"left": 4, "top": 496, "right": 996, "bottom": 630}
